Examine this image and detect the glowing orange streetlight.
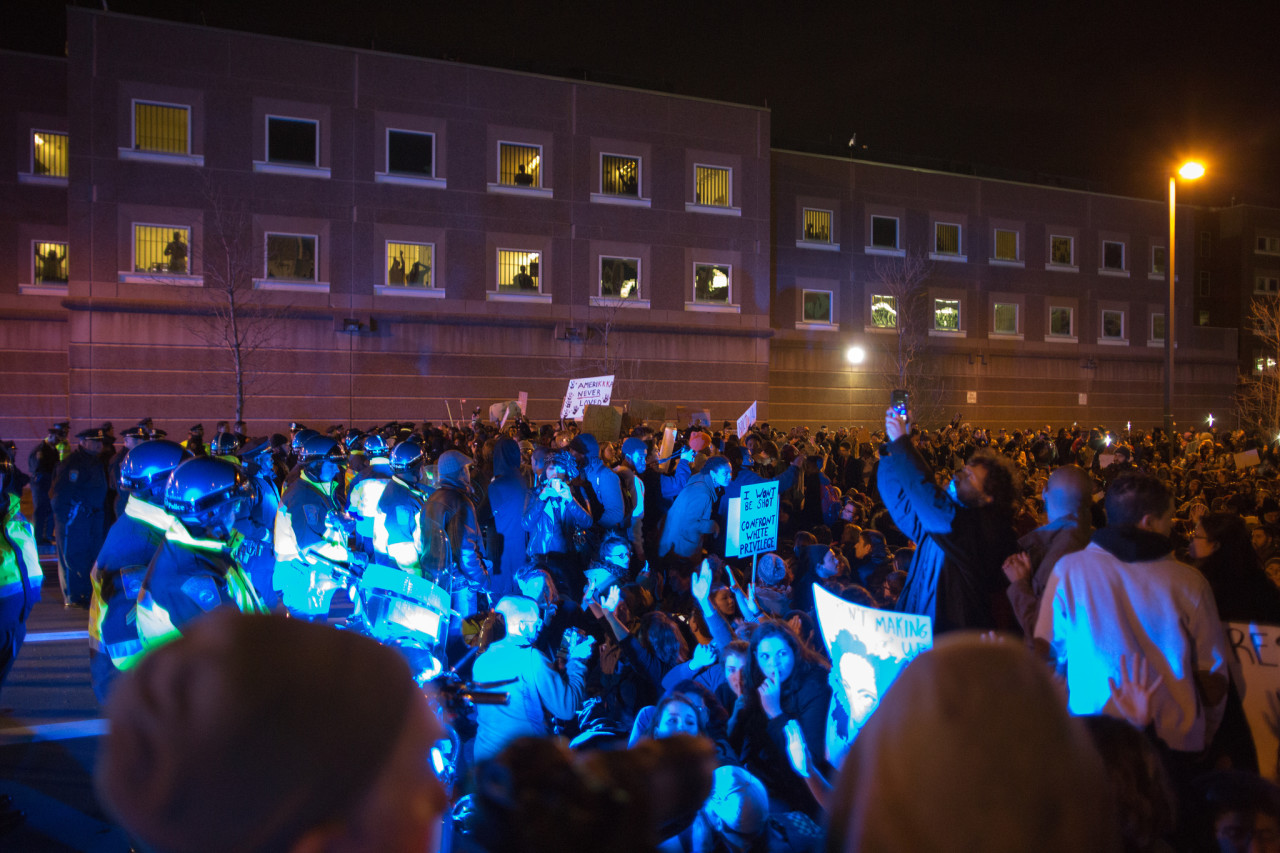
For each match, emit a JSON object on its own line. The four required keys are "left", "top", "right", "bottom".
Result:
{"left": 1164, "top": 160, "right": 1205, "bottom": 444}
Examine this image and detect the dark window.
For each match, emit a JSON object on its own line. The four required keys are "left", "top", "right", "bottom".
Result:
{"left": 871, "top": 216, "right": 898, "bottom": 249}
{"left": 267, "top": 118, "right": 317, "bottom": 166}
{"left": 388, "top": 131, "right": 433, "bottom": 176}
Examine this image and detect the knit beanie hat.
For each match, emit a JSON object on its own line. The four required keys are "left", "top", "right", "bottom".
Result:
{"left": 436, "top": 449, "right": 473, "bottom": 486}
{"left": 95, "top": 610, "right": 417, "bottom": 853}
{"left": 688, "top": 431, "right": 710, "bottom": 453}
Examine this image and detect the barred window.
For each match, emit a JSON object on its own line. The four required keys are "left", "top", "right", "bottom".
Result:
{"left": 135, "top": 225, "right": 190, "bottom": 274}
{"left": 934, "top": 223, "right": 961, "bottom": 255}
{"left": 695, "top": 165, "right": 731, "bottom": 207}
{"left": 601, "top": 154, "right": 639, "bottom": 197}
{"left": 265, "top": 234, "right": 316, "bottom": 281}
{"left": 498, "top": 249, "right": 541, "bottom": 293}
{"left": 994, "top": 229, "right": 1019, "bottom": 261}
{"left": 134, "top": 102, "right": 189, "bottom": 154}
{"left": 1050, "top": 235, "right": 1074, "bottom": 266}
{"left": 600, "top": 257, "right": 639, "bottom": 299}
{"left": 870, "top": 216, "right": 899, "bottom": 249}
{"left": 1103, "top": 240, "right": 1125, "bottom": 271}
{"left": 933, "top": 298, "right": 960, "bottom": 332}
{"left": 870, "top": 294, "right": 897, "bottom": 328}
{"left": 803, "top": 209, "right": 832, "bottom": 243}
{"left": 499, "top": 143, "right": 541, "bottom": 187}
{"left": 386, "top": 242, "right": 433, "bottom": 287}
{"left": 32, "top": 131, "right": 68, "bottom": 177}
{"left": 33, "top": 241, "right": 68, "bottom": 284}
{"left": 267, "top": 117, "right": 318, "bottom": 166}
{"left": 993, "top": 303, "right": 1018, "bottom": 334}
{"left": 802, "top": 290, "right": 832, "bottom": 323}
{"left": 693, "top": 263, "right": 731, "bottom": 303}
{"left": 1049, "top": 306, "right": 1074, "bottom": 337}
{"left": 388, "top": 131, "right": 434, "bottom": 177}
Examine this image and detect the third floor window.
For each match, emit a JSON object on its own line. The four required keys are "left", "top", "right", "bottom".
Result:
{"left": 695, "top": 165, "right": 731, "bottom": 207}
{"left": 499, "top": 143, "right": 541, "bottom": 187}
{"left": 601, "top": 154, "right": 639, "bottom": 197}
{"left": 993, "top": 229, "right": 1019, "bottom": 261}
{"left": 32, "top": 130, "right": 68, "bottom": 177}
{"left": 267, "top": 117, "right": 318, "bottom": 167}
{"left": 803, "top": 209, "right": 833, "bottom": 243}
{"left": 387, "top": 130, "right": 434, "bottom": 177}
{"left": 133, "top": 101, "right": 189, "bottom": 154}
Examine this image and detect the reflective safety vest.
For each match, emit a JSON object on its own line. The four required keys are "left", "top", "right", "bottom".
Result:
{"left": 374, "top": 476, "right": 426, "bottom": 573}
{"left": 273, "top": 473, "right": 349, "bottom": 616}
{"left": 88, "top": 496, "right": 174, "bottom": 671}
{"left": 0, "top": 493, "right": 42, "bottom": 599}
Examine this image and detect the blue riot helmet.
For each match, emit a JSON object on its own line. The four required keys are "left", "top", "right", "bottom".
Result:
{"left": 119, "top": 440, "right": 191, "bottom": 504}
{"left": 359, "top": 431, "right": 390, "bottom": 459}
{"left": 300, "top": 434, "right": 346, "bottom": 482}
{"left": 389, "top": 437, "right": 426, "bottom": 483}
{"left": 239, "top": 438, "right": 274, "bottom": 473}
{"left": 164, "top": 456, "right": 254, "bottom": 537}
{"left": 210, "top": 433, "right": 241, "bottom": 457}
{"left": 343, "top": 428, "right": 365, "bottom": 452}
{"left": 290, "top": 428, "right": 320, "bottom": 457}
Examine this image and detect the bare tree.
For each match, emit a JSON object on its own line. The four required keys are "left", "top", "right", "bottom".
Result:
{"left": 181, "top": 177, "right": 288, "bottom": 423}
{"left": 1236, "top": 297, "right": 1280, "bottom": 436}
{"left": 867, "top": 250, "right": 946, "bottom": 422}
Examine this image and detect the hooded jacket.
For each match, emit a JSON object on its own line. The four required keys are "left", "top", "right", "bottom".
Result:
{"left": 485, "top": 438, "right": 531, "bottom": 595}
{"left": 423, "top": 452, "right": 489, "bottom": 590}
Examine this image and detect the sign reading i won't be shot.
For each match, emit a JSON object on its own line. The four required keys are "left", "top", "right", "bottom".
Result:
{"left": 726, "top": 480, "right": 779, "bottom": 557}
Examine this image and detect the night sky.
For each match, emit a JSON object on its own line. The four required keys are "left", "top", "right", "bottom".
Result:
{"left": 8, "top": 0, "right": 1280, "bottom": 207}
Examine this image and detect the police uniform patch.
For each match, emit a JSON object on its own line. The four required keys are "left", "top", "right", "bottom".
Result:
{"left": 69, "top": 469, "right": 79, "bottom": 482}
{"left": 303, "top": 504, "right": 324, "bottom": 531}
{"left": 181, "top": 576, "right": 222, "bottom": 612}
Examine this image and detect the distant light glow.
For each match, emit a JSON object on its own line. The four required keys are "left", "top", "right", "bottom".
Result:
{"left": 845, "top": 345, "right": 866, "bottom": 365}
{"left": 1178, "top": 161, "right": 1205, "bottom": 180}
{"left": 1207, "top": 414, "right": 1215, "bottom": 427}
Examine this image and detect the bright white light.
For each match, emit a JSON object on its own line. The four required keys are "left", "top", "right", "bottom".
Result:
{"left": 34, "top": 134, "right": 44, "bottom": 146}
{"left": 845, "top": 346, "right": 866, "bottom": 365}
{"left": 1207, "top": 414, "right": 1215, "bottom": 427}
{"left": 1105, "top": 436, "right": 1111, "bottom": 446}
{"left": 1178, "top": 161, "right": 1205, "bottom": 180}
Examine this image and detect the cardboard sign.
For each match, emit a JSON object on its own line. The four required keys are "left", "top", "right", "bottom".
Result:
{"left": 628, "top": 400, "right": 665, "bottom": 424}
{"left": 689, "top": 409, "right": 711, "bottom": 428}
{"left": 582, "top": 404, "right": 623, "bottom": 442}
{"left": 737, "top": 401, "right": 758, "bottom": 439}
{"left": 1229, "top": 621, "right": 1280, "bottom": 782}
{"left": 517, "top": 391, "right": 528, "bottom": 416}
{"left": 560, "top": 375, "right": 615, "bottom": 421}
{"left": 726, "top": 481, "right": 779, "bottom": 558}
{"left": 658, "top": 426, "right": 677, "bottom": 462}
{"left": 1235, "top": 449, "right": 1261, "bottom": 469}
{"left": 814, "top": 585, "right": 933, "bottom": 766}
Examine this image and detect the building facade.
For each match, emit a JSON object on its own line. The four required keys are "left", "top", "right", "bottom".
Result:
{"left": 0, "top": 9, "right": 1251, "bottom": 459}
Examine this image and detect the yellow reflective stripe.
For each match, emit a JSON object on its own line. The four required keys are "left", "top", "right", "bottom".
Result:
{"left": 388, "top": 541, "right": 420, "bottom": 572}
{"left": 165, "top": 524, "right": 227, "bottom": 553}
{"left": 274, "top": 506, "right": 300, "bottom": 562}
{"left": 226, "top": 565, "right": 267, "bottom": 614}
{"left": 135, "top": 591, "right": 182, "bottom": 650}
{"left": 88, "top": 568, "right": 106, "bottom": 647}
{"left": 124, "top": 496, "right": 175, "bottom": 531}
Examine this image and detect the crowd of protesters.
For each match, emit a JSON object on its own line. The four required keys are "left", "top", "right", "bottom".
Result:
{"left": 7, "top": 410, "right": 1280, "bottom": 851}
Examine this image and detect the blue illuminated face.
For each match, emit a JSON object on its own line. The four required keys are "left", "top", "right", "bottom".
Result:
{"left": 756, "top": 636, "right": 795, "bottom": 684}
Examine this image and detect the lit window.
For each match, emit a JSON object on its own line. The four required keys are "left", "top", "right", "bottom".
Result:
{"left": 1049, "top": 235, "right": 1074, "bottom": 266}
{"left": 870, "top": 294, "right": 897, "bottom": 329}
{"left": 994, "top": 229, "right": 1019, "bottom": 261}
{"left": 1198, "top": 271, "right": 1211, "bottom": 297}
{"left": 1102, "top": 240, "right": 1125, "bottom": 271}
{"left": 498, "top": 249, "right": 541, "bottom": 293}
{"left": 1049, "top": 306, "right": 1074, "bottom": 337}
{"left": 803, "top": 209, "right": 833, "bottom": 243}
{"left": 993, "top": 303, "right": 1018, "bottom": 334}
{"left": 601, "top": 154, "right": 639, "bottom": 197}
{"left": 933, "top": 298, "right": 960, "bottom": 332}
{"left": 1256, "top": 276, "right": 1280, "bottom": 295}
{"left": 267, "top": 117, "right": 318, "bottom": 166}
{"left": 694, "top": 166, "right": 731, "bottom": 207}
{"left": 600, "top": 257, "right": 640, "bottom": 299}
{"left": 802, "top": 290, "right": 833, "bottom": 324}
{"left": 386, "top": 242, "right": 433, "bottom": 287}
{"left": 387, "top": 130, "right": 434, "bottom": 177}
{"left": 134, "top": 225, "right": 190, "bottom": 274}
{"left": 134, "top": 102, "right": 189, "bottom": 154}
{"left": 499, "top": 143, "right": 541, "bottom": 187}
{"left": 934, "top": 223, "right": 961, "bottom": 255}
{"left": 32, "top": 130, "right": 68, "bottom": 177}
{"left": 1198, "top": 310, "right": 1210, "bottom": 326}
{"left": 1151, "top": 314, "right": 1165, "bottom": 342}
{"left": 870, "top": 216, "right": 899, "bottom": 250}
{"left": 33, "top": 242, "right": 68, "bottom": 284}
{"left": 1255, "top": 352, "right": 1278, "bottom": 374}
{"left": 693, "top": 263, "right": 731, "bottom": 303}
{"left": 1258, "top": 236, "right": 1280, "bottom": 254}
{"left": 265, "top": 233, "right": 317, "bottom": 281}
{"left": 1151, "top": 246, "right": 1167, "bottom": 275}
{"left": 1101, "top": 309, "right": 1125, "bottom": 340}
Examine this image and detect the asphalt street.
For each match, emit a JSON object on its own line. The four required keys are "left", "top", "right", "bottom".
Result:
{"left": 0, "top": 556, "right": 132, "bottom": 852}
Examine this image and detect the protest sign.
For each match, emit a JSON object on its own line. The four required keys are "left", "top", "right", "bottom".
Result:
{"left": 1229, "top": 621, "right": 1280, "bottom": 782}
{"left": 1235, "top": 449, "right": 1261, "bottom": 469}
{"left": 560, "top": 375, "right": 615, "bottom": 421}
{"left": 726, "top": 481, "right": 779, "bottom": 558}
{"left": 582, "top": 404, "right": 623, "bottom": 442}
{"left": 689, "top": 409, "right": 711, "bottom": 428}
{"left": 517, "top": 391, "right": 528, "bottom": 416}
{"left": 628, "top": 400, "right": 665, "bottom": 424}
{"left": 736, "top": 401, "right": 757, "bottom": 438}
{"left": 814, "top": 584, "right": 932, "bottom": 766}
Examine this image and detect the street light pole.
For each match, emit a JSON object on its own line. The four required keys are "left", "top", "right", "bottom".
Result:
{"left": 1164, "top": 161, "right": 1204, "bottom": 459}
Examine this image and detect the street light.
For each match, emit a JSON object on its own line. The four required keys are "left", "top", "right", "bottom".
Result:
{"left": 1164, "top": 160, "right": 1204, "bottom": 451}
{"left": 845, "top": 345, "right": 866, "bottom": 365}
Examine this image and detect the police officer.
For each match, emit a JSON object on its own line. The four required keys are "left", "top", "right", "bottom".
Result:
{"left": 0, "top": 454, "right": 42, "bottom": 698}
{"left": 135, "top": 457, "right": 266, "bottom": 651}
{"left": 375, "top": 439, "right": 430, "bottom": 573}
{"left": 88, "top": 439, "right": 188, "bottom": 702}
{"left": 107, "top": 426, "right": 149, "bottom": 520}
{"left": 273, "top": 434, "right": 357, "bottom": 620}
{"left": 209, "top": 432, "right": 241, "bottom": 463}
{"left": 347, "top": 432, "right": 392, "bottom": 556}
{"left": 181, "top": 424, "right": 206, "bottom": 457}
{"left": 232, "top": 439, "right": 279, "bottom": 608}
{"left": 51, "top": 427, "right": 109, "bottom": 607}
{"left": 27, "top": 422, "right": 66, "bottom": 546}
{"left": 422, "top": 449, "right": 490, "bottom": 622}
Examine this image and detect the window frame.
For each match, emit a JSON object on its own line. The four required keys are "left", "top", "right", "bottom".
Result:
{"left": 385, "top": 129, "right": 436, "bottom": 179}
{"left": 799, "top": 288, "right": 835, "bottom": 327}
{"left": 1150, "top": 312, "right": 1166, "bottom": 345}
{"left": 687, "top": 163, "right": 738, "bottom": 215}
{"left": 1047, "top": 305, "right": 1076, "bottom": 340}
{"left": 1198, "top": 270, "right": 1212, "bottom": 297}
{"left": 130, "top": 99, "right": 191, "bottom": 155}
{"left": 599, "top": 152, "right": 641, "bottom": 198}
{"left": 868, "top": 215, "right": 901, "bottom": 254}
{"left": 494, "top": 247, "right": 544, "bottom": 296}
{"left": 1256, "top": 275, "right": 1280, "bottom": 296}
{"left": 1100, "top": 239, "right": 1127, "bottom": 274}
{"left": 931, "top": 297, "right": 962, "bottom": 334}
{"left": 1258, "top": 235, "right": 1280, "bottom": 255}
{"left": 868, "top": 293, "right": 898, "bottom": 330}
{"left": 263, "top": 231, "right": 320, "bottom": 283}
{"left": 1150, "top": 245, "right": 1168, "bottom": 279}
{"left": 497, "top": 141, "right": 543, "bottom": 189}
{"left": 26, "top": 129, "right": 69, "bottom": 183}
{"left": 1099, "top": 308, "right": 1127, "bottom": 343}
{"left": 383, "top": 240, "right": 437, "bottom": 289}
{"left": 931, "top": 221, "right": 965, "bottom": 262}
{"left": 597, "top": 255, "right": 644, "bottom": 304}
{"left": 800, "top": 208, "right": 835, "bottom": 245}
{"left": 690, "top": 261, "right": 734, "bottom": 308}
{"left": 265, "top": 115, "right": 320, "bottom": 168}
{"left": 992, "top": 228, "right": 1021, "bottom": 264}
{"left": 31, "top": 240, "right": 69, "bottom": 287}
{"left": 1048, "top": 234, "right": 1076, "bottom": 270}
{"left": 992, "top": 301, "right": 1020, "bottom": 336}
{"left": 131, "top": 222, "right": 193, "bottom": 276}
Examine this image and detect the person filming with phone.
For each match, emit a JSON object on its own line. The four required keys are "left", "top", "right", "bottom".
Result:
{"left": 877, "top": 392, "right": 1020, "bottom": 634}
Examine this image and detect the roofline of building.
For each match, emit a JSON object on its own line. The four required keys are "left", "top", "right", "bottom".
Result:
{"left": 0, "top": 48, "right": 66, "bottom": 63}
{"left": 71, "top": 7, "right": 770, "bottom": 116}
